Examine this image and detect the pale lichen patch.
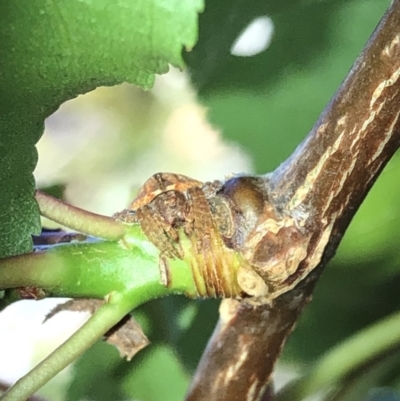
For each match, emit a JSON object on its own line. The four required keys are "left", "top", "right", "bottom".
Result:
{"left": 383, "top": 33, "right": 400, "bottom": 58}
{"left": 370, "top": 67, "right": 400, "bottom": 108}
{"left": 289, "top": 129, "right": 345, "bottom": 211}
{"left": 237, "top": 266, "right": 269, "bottom": 297}
{"left": 370, "top": 108, "right": 400, "bottom": 163}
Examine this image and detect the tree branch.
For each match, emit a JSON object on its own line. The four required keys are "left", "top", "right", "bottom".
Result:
{"left": 185, "top": 1, "right": 400, "bottom": 400}
{"left": 270, "top": 0, "right": 400, "bottom": 250}
{"left": 186, "top": 272, "right": 317, "bottom": 401}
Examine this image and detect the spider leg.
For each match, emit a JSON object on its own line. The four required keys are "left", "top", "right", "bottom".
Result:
{"left": 137, "top": 206, "right": 182, "bottom": 259}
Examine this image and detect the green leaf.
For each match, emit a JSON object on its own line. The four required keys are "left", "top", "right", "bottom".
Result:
{"left": 67, "top": 342, "right": 126, "bottom": 401}
{"left": 277, "top": 312, "right": 400, "bottom": 401}
{"left": 336, "top": 153, "right": 400, "bottom": 270}
{"left": 121, "top": 344, "right": 190, "bottom": 401}
{"left": 186, "top": 0, "right": 355, "bottom": 91}
{"left": 135, "top": 297, "right": 219, "bottom": 371}
{"left": 0, "top": 0, "right": 203, "bottom": 258}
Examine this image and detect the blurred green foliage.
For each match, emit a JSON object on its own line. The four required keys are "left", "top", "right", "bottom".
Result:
{"left": 2, "top": 0, "right": 400, "bottom": 400}
{"left": 189, "top": 0, "right": 392, "bottom": 174}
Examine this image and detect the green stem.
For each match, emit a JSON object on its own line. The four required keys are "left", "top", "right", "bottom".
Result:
{"left": 1, "top": 291, "right": 135, "bottom": 401}
{"left": 35, "top": 190, "right": 127, "bottom": 241}
{"left": 276, "top": 311, "right": 400, "bottom": 401}
{"left": 0, "top": 235, "right": 197, "bottom": 300}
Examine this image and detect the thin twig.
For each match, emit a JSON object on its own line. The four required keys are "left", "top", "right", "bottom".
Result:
{"left": 35, "top": 190, "right": 126, "bottom": 241}
{"left": 1, "top": 292, "right": 134, "bottom": 401}
{"left": 0, "top": 382, "right": 48, "bottom": 401}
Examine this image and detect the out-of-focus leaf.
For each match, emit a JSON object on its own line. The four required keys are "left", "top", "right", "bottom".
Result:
{"left": 0, "top": 0, "right": 203, "bottom": 258}
{"left": 190, "top": 0, "right": 390, "bottom": 173}
{"left": 186, "top": 0, "right": 269, "bottom": 89}
{"left": 67, "top": 341, "right": 125, "bottom": 401}
{"left": 121, "top": 344, "right": 190, "bottom": 401}
{"left": 135, "top": 297, "right": 197, "bottom": 344}
{"left": 134, "top": 297, "right": 219, "bottom": 372}
{"left": 333, "top": 350, "right": 400, "bottom": 401}
{"left": 187, "top": 0, "right": 356, "bottom": 92}
{"left": 336, "top": 153, "right": 400, "bottom": 271}
{"left": 363, "top": 388, "right": 400, "bottom": 401}
{"left": 283, "top": 255, "right": 400, "bottom": 362}
{"left": 174, "top": 299, "right": 219, "bottom": 371}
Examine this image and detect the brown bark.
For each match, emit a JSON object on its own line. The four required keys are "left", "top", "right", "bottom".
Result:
{"left": 186, "top": 273, "right": 317, "bottom": 401}
{"left": 185, "top": 1, "right": 400, "bottom": 400}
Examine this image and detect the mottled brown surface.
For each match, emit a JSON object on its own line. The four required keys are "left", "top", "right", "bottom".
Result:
{"left": 129, "top": 173, "right": 202, "bottom": 210}
{"left": 186, "top": 272, "right": 315, "bottom": 401}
